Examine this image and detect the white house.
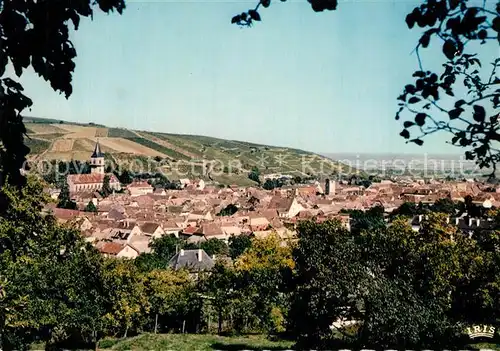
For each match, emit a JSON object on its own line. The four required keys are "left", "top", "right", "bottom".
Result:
{"left": 127, "top": 181, "right": 154, "bottom": 196}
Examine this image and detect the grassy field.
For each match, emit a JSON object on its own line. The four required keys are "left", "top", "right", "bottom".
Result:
{"left": 29, "top": 333, "right": 500, "bottom": 351}
{"left": 25, "top": 137, "right": 51, "bottom": 154}
{"left": 99, "top": 333, "right": 293, "bottom": 351}
{"left": 96, "top": 335, "right": 500, "bottom": 351}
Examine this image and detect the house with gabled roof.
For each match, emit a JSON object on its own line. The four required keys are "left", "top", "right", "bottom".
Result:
{"left": 249, "top": 216, "right": 270, "bottom": 232}
{"left": 180, "top": 226, "right": 199, "bottom": 239}
{"left": 268, "top": 196, "right": 304, "bottom": 219}
{"left": 49, "top": 207, "right": 85, "bottom": 223}
{"left": 194, "top": 223, "right": 227, "bottom": 241}
{"left": 127, "top": 181, "right": 154, "bottom": 197}
{"left": 472, "top": 193, "right": 495, "bottom": 208}
{"left": 168, "top": 248, "right": 214, "bottom": 274}
{"left": 97, "top": 241, "right": 125, "bottom": 257}
{"left": 187, "top": 210, "right": 213, "bottom": 222}
{"left": 162, "top": 220, "right": 182, "bottom": 237}
{"left": 140, "top": 222, "right": 165, "bottom": 238}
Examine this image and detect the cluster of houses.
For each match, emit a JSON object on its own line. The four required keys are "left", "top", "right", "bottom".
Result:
{"left": 45, "top": 143, "right": 500, "bottom": 268}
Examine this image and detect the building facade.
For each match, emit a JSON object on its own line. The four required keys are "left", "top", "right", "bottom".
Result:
{"left": 67, "top": 141, "right": 121, "bottom": 193}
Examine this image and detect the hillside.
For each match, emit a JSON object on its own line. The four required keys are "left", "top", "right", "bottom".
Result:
{"left": 24, "top": 117, "right": 351, "bottom": 185}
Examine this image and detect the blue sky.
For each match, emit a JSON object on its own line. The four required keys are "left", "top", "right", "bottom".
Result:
{"left": 12, "top": 0, "right": 498, "bottom": 154}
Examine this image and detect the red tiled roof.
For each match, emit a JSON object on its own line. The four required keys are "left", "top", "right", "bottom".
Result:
{"left": 51, "top": 208, "right": 84, "bottom": 220}
{"left": 67, "top": 173, "right": 119, "bottom": 185}
{"left": 196, "top": 223, "right": 224, "bottom": 236}
{"left": 98, "top": 242, "right": 124, "bottom": 255}
{"left": 183, "top": 226, "right": 199, "bottom": 235}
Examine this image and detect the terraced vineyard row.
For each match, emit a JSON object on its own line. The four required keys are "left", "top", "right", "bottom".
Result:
{"left": 125, "top": 136, "right": 191, "bottom": 161}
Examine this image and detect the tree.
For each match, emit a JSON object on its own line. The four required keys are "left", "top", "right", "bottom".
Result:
{"left": 262, "top": 179, "right": 277, "bottom": 190}
{"left": 290, "top": 213, "right": 500, "bottom": 349}
{"left": 0, "top": 176, "right": 109, "bottom": 349}
{"left": 143, "top": 269, "right": 200, "bottom": 333}
{"left": 202, "top": 263, "right": 237, "bottom": 334}
{"left": 357, "top": 216, "right": 466, "bottom": 348}
{"left": 200, "top": 238, "right": 229, "bottom": 257}
{"left": 232, "top": 0, "right": 500, "bottom": 175}
{"left": 117, "top": 169, "right": 133, "bottom": 185}
{"left": 235, "top": 233, "right": 294, "bottom": 271}
{"left": 84, "top": 200, "right": 98, "bottom": 213}
{"left": 289, "top": 219, "right": 367, "bottom": 348}
{"left": 101, "top": 175, "right": 112, "bottom": 197}
{"left": 390, "top": 201, "right": 419, "bottom": 218}
{"left": 134, "top": 253, "right": 165, "bottom": 273}
{"left": 0, "top": 0, "right": 125, "bottom": 188}
{"left": 57, "top": 180, "right": 77, "bottom": 210}
{"left": 431, "top": 197, "right": 456, "bottom": 214}
{"left": 101, "top": 259, "right": 148, "bottom": 338}
{"left": 228, "top": 235, "right": 252, "bottom": 259}
{"left": 234, "top": 233, "right": 294, "bottom": 334}
{"left": 151, "top": 235, "right": 183, "bottom": 260}
{"left": 248, "top": 166, "right": 261, "bottom": 184}
{"left": 40, "top": 160, "right": 91, "bottom": 187}
{"left": 217, "top": 204, "right": 238, "bottom": 216}
{"left": 347, "top": 206, "right": 386, "bottom": 235}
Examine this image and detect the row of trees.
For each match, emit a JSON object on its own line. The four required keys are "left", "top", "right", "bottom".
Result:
{"left": 0, "top": 177, "right": 236, "bottom": 349}
{"left": 391, "top": 195, "right": 491, "bottom": 218}
{"left": 1, "top": 176, "right": 499, "bottom": 349}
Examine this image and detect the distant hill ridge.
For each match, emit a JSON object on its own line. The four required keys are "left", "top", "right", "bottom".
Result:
{"left": 24, "top": 117, "right": 350, "bottom": 185}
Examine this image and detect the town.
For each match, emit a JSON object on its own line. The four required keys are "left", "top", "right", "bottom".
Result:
{"left": 45, "top": 141, "right": 500, "bottom": 263}
{"left": 1, "top": 0, "right": 498, "bottom": 347}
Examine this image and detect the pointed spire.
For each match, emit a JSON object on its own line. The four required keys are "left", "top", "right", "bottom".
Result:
{"left": 91, "top": 140, "right": 104, "bottom": 158}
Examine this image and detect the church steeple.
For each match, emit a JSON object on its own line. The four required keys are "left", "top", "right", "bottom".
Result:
{"left": 91, "top": 140, "right": 104, "bottom": 158}
{"left": 90, "top": 140, "right": 105, "bottom": 174}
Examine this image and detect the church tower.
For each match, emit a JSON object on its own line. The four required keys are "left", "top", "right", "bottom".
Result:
{"left": 90, "top": 141, "right": 105, "bottom": 174}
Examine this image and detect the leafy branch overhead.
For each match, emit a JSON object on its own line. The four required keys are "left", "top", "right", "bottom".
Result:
{"left": 0, "top": 0, "right": 125, "bottom": 187}
{"left": 232, "top": 0, "right": 338, "bottom": 26}
{"left": 397, "top": 0, "right": 500, "bottom": 177}
{"left": 233, "top": 0, "right": 500, "bottom": 176}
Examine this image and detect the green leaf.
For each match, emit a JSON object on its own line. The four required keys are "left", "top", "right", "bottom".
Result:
{"left": 410, "top": 138, "right": 424, "bottom": 146}
{"left": 405, "top": 13, "right": 415, "bottom": 29}
{"left": 493, "top": 17, "right": 500, "bottom": 32}
{"left": 415, "top": 113, "right": 426, "bottom": 126}
{"left": 442, "top": 40, "right": 458, "bottom": 60}
{"left": 448, "top": 108, "right": 463, "bottom": 120}
{"left": 400, "top": 129, "right": 410, "bottom": 139}
{"left": 473, "top": 105, "right": 485, "bottom": 122}
{"left": 248, "top": 9, "right": 261, "bottom": 21}
{"left": 261, "top": 0, "right": 271, "bottom": 8}
{"left": 420, "top": 33, "right": 431, "bottom": 48}
{"left": 408, "top": 97, "right": 420, "bottom": 104}
{"left": 404, "top": 121, "right": 415, "bottom": 128}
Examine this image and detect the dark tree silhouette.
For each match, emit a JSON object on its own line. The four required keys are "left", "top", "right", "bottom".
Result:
{"left": 228, "top": 234, "right": 252, "bottom": 259}
{"left": 101, "top": 174, "right": 112, "bottom": 197}
{"left": 0, "top": 0, "right": 125, "bottom": 188}
{"left": 234, "top": 0, "right": 500, "bottom": 176}
{"left": 217, "top": 203, "right": 238, "bottom": 216}
{"left": 248, "top": 166, "right": 261, "bottom": 184}
{"left": 57, "top": 181, "right": 77, "bottom": 210}
{"left": 84, "top": 200, "right": 98, "bottom": 213}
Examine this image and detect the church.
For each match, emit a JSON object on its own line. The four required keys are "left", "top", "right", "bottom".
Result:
{"left": 67, "top": 141, "right": 121, "bottom": 193}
